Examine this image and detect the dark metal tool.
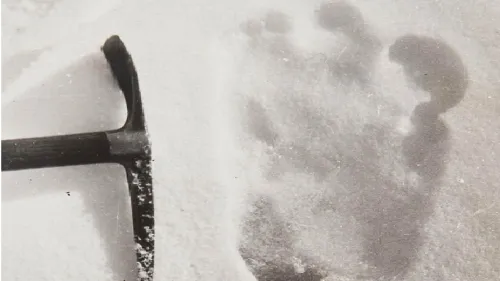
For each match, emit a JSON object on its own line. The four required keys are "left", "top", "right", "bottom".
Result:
{"left": 2, "top": 35, "right": 155, "bottom": 281}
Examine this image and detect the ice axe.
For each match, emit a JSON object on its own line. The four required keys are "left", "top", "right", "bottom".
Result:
{"left": 2, "top": 35, "right": 155, "bottom": 281}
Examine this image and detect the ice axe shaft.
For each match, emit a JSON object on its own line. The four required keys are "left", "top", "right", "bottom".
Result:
{"left": 1, "top": 35, "right": 155, "bottom": 281}
{"left": 1, "top": 130, "right": 149, "bottom": 170}
{"left": 1, "top": 132, "right": 112, "bottom": 170}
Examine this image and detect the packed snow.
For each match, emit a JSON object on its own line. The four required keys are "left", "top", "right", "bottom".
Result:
{"left": 2, "top": 0, "right": 500, "bottom": 281}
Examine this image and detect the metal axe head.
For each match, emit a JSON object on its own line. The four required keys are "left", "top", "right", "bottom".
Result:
{"left": 102, "top": 35, "right": 155, "bottom": 281}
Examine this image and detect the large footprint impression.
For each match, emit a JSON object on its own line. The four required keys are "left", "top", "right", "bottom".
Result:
{"left": 212, "top": 1, "right": 468, "bottom": 280}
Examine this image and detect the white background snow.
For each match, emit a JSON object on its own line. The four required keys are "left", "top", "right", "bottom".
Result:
{"left": 2, "top": 0, "right": 500, "bottom": 280}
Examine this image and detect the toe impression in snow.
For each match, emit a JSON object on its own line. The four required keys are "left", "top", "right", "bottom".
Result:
{"left": 2, "top": 35, "right": 155, "bottom": 281}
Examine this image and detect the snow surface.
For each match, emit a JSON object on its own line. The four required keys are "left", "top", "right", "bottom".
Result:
{"left": 2, "top": 0, "right": 500, "bottom": 281}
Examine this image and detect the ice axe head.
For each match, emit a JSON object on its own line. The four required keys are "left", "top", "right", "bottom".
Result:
{"left": 102, "top": 35, "right": 147, "bottom": 131}
{"left": 102, "top": 35, "right": 155, "bottom": 281}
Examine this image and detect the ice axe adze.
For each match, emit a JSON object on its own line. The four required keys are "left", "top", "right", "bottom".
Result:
{"left": 2, "top": 35, "right": 155, "bottom": 281}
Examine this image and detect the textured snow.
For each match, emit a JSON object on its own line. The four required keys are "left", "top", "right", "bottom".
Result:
{"left": 2, "top": 0, "right": 500, "bottom": 281}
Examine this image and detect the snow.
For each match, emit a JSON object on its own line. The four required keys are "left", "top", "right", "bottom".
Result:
{"left": 2, "top": 0, "right": 500, "bottom": 281}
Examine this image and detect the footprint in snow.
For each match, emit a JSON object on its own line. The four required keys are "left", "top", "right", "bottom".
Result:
{"left": 234, "top": 1, "right": 468, "bottom": 281}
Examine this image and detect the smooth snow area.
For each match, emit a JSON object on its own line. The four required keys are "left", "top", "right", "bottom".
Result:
{"left": 2, "top": 0, "right": 500, "bottom": 281}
